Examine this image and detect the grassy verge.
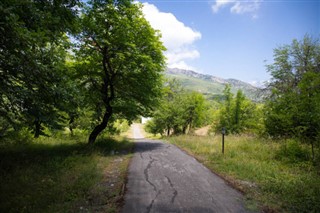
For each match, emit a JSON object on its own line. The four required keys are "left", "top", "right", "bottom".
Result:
{"left": 0, "top": 134, "right": 133, "bottom": 212}
{"left": 166, "top": 135, "right": 320, "bottom": 212}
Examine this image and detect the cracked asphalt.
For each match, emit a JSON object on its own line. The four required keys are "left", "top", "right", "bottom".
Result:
{"left": 121, "top": 124, "right": 251, "bottom": 213}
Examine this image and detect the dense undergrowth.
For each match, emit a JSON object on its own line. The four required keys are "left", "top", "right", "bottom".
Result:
{"left": 0, "top": 132, "right": 133, "bottom": 212}
{"left": 166, "top": 135, "right": 320, "bottom": 212}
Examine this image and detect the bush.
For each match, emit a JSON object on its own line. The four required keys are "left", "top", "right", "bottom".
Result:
{"left": 275, "top": 139, "right": 310, "bottom": 163}
{"left": 0, "top": 128, "right": 34, "bottom": 145}
{"left": 113, "top": 119, "right": 130, "bottom": 134}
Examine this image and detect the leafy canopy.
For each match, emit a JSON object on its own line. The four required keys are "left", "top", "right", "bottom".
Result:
{"left": 265, "top": 35, "right": 320, "bottom": 158}
{"left": 0, "top": 0, "right": 79, "bottom": 137}
{"left": 76, "top": 0, "right": 166, "bottom": 143}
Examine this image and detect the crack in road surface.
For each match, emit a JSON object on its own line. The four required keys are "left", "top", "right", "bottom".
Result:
{"left": 139, "top": 152, "right": 144, "bottom": 159}
{"left": 144, "top": 158, "right": 157, "bottom": 192}
{"left": 122, "top": 124, "right": 253, "bottom": 213}
{"left": 165, "top": 176, "right": 178, "bottom": 204}
{"left": 146, "top": 190, "right": 161, "bottom": 213}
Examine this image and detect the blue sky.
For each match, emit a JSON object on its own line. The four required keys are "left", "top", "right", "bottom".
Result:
{"left": 139, "top": 0, "right": 319, "bottom": 85}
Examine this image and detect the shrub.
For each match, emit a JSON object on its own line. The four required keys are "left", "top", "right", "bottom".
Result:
{"left": 275, "top": 139, "right": 310, "bottom": 163}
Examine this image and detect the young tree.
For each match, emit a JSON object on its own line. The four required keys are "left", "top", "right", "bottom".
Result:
{"left": 76, "top": 0, "right": 165, "bottom": 144}
{"left": 181, "top": 92, "right": 207, "bottom": 134}
{"left": 216, "top": 85, "right": 258, "bottom": 134}
{"left": 217, "top": 84, "right": 233, "bottom": 134}
{"left": 233, "top": 90, "right": 245, "bottom": 133}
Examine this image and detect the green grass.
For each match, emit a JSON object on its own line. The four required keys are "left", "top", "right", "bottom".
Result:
{"left": 0, "top": 134, "right": 133, "bottom": 212}
{"left": 166, "top": 135, "right": 320, "bottom": 212}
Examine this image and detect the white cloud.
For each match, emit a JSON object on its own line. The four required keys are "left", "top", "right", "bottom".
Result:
{"left": 212, "top": 0, "right": 261, "bottom": 18}
{"left": 231, "top": 1, "right": 261, "bottom": 14}
{"left": 212, "top": 0, "right": 233, "bottom": 13}
{"left": 169, "top": 61, "right": 198, "bottom": 71}
{"left": 142, "top": 3, "right": 201, "bottom": 69}
{"left": 166, "top": 49, "right": 200, "bottom": 65}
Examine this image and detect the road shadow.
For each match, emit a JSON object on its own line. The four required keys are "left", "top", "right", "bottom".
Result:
{"left": 133, "top": 139, "right": 165, "bottom": 153}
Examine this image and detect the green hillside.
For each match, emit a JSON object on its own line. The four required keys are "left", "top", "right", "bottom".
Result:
{"left": 165, "top": 68, "right": 262, "bottom": 101}
{"left": 167, "top": 73, "right": 225, "bottom": 94}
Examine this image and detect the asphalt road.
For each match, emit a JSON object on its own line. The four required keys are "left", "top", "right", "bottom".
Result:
{"left": 122, "top": 125, "right": 251, "bottom": 213}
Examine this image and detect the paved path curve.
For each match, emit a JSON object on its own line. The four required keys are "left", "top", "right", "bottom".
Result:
{"left": 122, "top": 125, "right": 251, "bottom": 213}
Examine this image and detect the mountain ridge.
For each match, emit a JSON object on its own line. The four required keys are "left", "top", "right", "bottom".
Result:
{"left": 166, "top": 68, "right": 257, "bottom": 88}
{"left": 165, "top": 68, "right": 262, "bottom": 101}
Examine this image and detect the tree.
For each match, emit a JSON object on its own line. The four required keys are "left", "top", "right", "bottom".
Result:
{"left": 219, "top": 84, "right": 233, "bottom": 133}
{"left": 0, "top": 0, "right": 79, "bottom": 137}
{"left": 76, "top": 0, "right": 165, "bottom": 144}
{"left": 216, "top": 85, "right": 259, "bottom": 134}
{"left": 180, "top": 92, "right": 207, "bottom": 134}
{"left": 265, "top": 35, "right": 320, "bottom": 159}
{"left": 146, "top": 79, "right": 209, "bottom": 136}
{"left": 233, "top": 90, "right": 245, "bottom": 133}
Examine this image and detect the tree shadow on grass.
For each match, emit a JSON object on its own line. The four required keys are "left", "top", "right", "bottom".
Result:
{"left": 1, "top": 137, "right": 133, "bottom": 168}
{"left": 0, "top": 136, "right": 133, "bottom": 212}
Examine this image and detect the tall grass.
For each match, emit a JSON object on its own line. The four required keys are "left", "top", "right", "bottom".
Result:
{"left": 0, "top": 133, "right": 133, "bottom": 212}
{"left": 167, "top": 135, "right": 320, "bottom": 212}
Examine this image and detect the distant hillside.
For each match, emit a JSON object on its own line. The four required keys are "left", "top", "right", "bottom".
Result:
{"left": 165, "top": 68, "right": 262, "bottom": 101}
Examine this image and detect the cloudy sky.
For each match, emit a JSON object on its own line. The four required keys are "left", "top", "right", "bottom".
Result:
{"left": 140, "top": 0, "right": 319, "bottom": 85}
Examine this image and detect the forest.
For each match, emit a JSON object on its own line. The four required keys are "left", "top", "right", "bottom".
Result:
{"left": 0, "top": 0, "right": 319, "bottom": 212}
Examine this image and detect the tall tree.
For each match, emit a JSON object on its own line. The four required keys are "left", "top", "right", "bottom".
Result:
{"left": 76, "top": 0, "right": 165, "bottom": 144}
{"left": 0, "top": 0, "right": 79, "bottom": 137}
{"left": 265, "top": 35, "right": 320, "bottom": 158}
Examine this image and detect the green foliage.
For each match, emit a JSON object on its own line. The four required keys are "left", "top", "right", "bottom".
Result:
{"left": 167, "top": 135, "right": 320, "bottom": 212}
{"left": 144, "top": 119, "right": 159, "bottom": 135}
{"left": 265, "top": 35, "right": 320, "bottom": 159}
{"left": 1, "top": 127, "right": 34, "bottom": 145}
{"left": 76, "top": 0, "right": 165, "bottom": 143}
{"left": 112, "top": 119, "right": 130, "bottom": 135}
{"left": 0, "top": 0, "right": 165, "bottom": 143}
{"left": 145, "top": 79, "right": 211, "bottom": 135}
{"left": 101, "top": 119, "right": 130, "bottom": 136}
{"left": 0, "top": 0, "right": 80, "bottom": 137}
{"left": 275, "top": 139, "right": 310, "bottom": 163}
{"left": 215, "top": 85, "right": 262, "bottom": 134}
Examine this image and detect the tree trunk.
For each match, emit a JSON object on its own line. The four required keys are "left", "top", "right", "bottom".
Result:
{"left": 34, "top": 120, "right": 41, "bottom": 138}
{"left": 88, "top": 45, "right": 115, "bottom": 145}
{"left": 69, "top": 126, "right": 73, "bottom": 136}
{"left": 69, "top": 117, "right": 74, "bottom": 136}
{"left": 88, "top": 107, "right": 112, "bottom": 144}
{"left": 182, "top": 125, "right": 187, "bottom": 134}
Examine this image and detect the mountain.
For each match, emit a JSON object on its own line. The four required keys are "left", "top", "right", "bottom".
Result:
{"left": 165, "top": 68, "right": 262, "bottom": 101}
